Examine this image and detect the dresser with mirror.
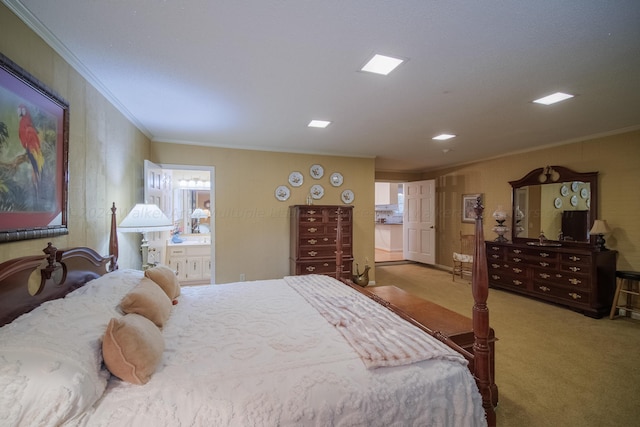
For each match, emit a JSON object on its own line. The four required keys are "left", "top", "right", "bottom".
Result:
{"left": 486, "top": 166, "right": 617, "bottom": 318}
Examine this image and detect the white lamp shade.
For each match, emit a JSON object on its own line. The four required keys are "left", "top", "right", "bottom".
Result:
{"left": 191, "top": 208, "right": 208, "bottom": 219}
{"left": 119, "top": 204, "right": 173, "bottom": 233}
{"left": 589, "top": 219, "right": 611, "bottom": 235}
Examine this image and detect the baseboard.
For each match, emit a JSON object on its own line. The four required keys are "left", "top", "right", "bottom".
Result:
{"left": 618, "top": 309, "right": 640, "bottom": 320}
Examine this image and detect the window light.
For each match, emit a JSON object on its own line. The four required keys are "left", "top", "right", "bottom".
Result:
{"left": 432, "top": 134, "right": 456, "bottom": 141}
{"left": 360, "top": 54, "right": 404, "bottom": 75}
{"left": 308, "top": 120, "right": 331, "bottom": 128}
{"left": 533, "top": 92, "right": 574, "bottom": 105}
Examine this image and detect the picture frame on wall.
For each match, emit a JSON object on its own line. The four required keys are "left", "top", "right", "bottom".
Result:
{"left": 0, "top": 52, "right": 69, "bottom": 243}
{"left": 462, "top": 193, "right": 482, "bottom": 223}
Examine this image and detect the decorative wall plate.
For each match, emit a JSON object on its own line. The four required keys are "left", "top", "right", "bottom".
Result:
{"left": 275, "top": 185, "right": 290, "bottom": 201}
{"left": 330, "top": 172, "right": 343, "bottom": 187}
{"left": 310, "top": 164, "right": 324, "bottom": 179}
{"left": 288, "top": 171, "right": 303, "bottom": 187}
{"left": 554, "top": 197, "right": 562, "bottom": 209}
{"left": 310, "top": 184, "right": 324, "bottom": 199}
{"left": 560, "top": 185, "right": 569, "bottom": 196}
{"left": 570, "top": 195, "right": 578, "bottom": 207}
{"left": 341, "top": 189, "right": 355, "bottom": 204}
{"left": 581, "top": 188, "right": 589, "bottom": 199}
{"left": 571, "top": 181, "right": 580, "bottom": 192}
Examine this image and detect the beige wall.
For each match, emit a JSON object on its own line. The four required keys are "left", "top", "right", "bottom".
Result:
{"left": 0, "top": 5, "right": 150, "bottom": 268}
{"left": 417, "top": 130, "right": 640, "bottom": 272}
{"left": 151, "top": 143, "right": 375, "bottom": 283}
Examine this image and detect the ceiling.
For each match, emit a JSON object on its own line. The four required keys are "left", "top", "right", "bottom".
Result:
{"left": 5, "top": 0, "right": 640, "bottom": 173}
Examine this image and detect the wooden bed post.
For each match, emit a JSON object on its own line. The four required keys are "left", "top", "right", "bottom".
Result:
{"left": 109, "top": 202, "right": 119, "bottom": 271}
{"left": 335, "top": 207, "right": 344, "bottom": 279}
{"left": 472, "top": 196, "right": 496, "bottom": 426}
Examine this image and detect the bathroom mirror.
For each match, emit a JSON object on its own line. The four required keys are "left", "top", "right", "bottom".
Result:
{"left": 173, "top": 189, "right": 211, "bottom": 234}
{"left": 510, "top": 166, "right": 598, "bottom": 245}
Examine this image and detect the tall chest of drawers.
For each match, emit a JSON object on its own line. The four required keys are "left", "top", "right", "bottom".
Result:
{"left": 486, "top": 241, "right": 617, "bottom": 318}
{"left": 290, "top": 205, "right": 353, "bottom": 280}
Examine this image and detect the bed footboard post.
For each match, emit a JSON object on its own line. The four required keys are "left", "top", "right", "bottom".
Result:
{"left": 335, "top": 207, "right": 343, "bottom": 279}
{"left": 472, "top": 197, "right": 496, "bottom": 426}
{"left": 109, "top": 202, "right": 119, "bottom": 271}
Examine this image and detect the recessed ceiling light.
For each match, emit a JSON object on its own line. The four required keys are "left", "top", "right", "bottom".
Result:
{"left": 308, "top": 120, "right": 331, "bottom": 128}
{"left": 432, "top": 134, "right": 456, "bottom": 141}
{"left": 360, "top": 54, "right": 404, "bottom": 75}
{"left": 533, "top": 92, "right": 574, "bottom": 105}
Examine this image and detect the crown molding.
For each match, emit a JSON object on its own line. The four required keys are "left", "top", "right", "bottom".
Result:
{"left": 2, "top": 0, "right": 152, "bottom": 139}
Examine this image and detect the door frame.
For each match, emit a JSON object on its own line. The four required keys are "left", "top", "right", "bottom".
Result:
{"left": 156, "top": 163, "right": 215, "bottom": 283}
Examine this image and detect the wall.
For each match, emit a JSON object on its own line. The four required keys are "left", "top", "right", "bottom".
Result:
{"left": 151, "top": 142, "right": 375, "bottom": 284}
{"left": 419, "top": 130, "right": 640, "bottom": 272}
{"left": 0, "top": 4, "right": 149, "bottom": 268}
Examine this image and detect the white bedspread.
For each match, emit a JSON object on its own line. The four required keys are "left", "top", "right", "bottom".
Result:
{"left": 71, "top": 275, "right": 486, "bottom": 427}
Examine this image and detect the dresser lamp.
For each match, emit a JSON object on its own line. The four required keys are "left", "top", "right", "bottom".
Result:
{"left": 118, "top": 204, "right": 173, "bottom": 268}
{"left": 492, "top": 206, "right": 509, "bottom": 242}
{"left": 589, "top": 219, "right": 611, "bottom": 251}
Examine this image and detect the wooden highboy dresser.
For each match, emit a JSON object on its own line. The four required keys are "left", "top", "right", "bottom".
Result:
{"left": 289, "top": 205, "right": 353, "bottom": 280}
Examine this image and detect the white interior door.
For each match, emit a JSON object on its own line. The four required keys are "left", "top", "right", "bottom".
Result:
{"left": 144, "top": 160, "right": 172, "bottom": 265}
{"left": 403, "top": 179, "right": 436, "bottom": 264}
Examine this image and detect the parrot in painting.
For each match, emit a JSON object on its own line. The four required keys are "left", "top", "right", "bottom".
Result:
{"left": 18, "top": 104, "right": 44, "bottom": 191}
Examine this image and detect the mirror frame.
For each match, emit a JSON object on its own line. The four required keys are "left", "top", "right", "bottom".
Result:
{"left": 509, "top": 165, "right": 598, "bottom": 246}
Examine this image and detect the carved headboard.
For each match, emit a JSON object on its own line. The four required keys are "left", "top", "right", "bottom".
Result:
{"left": 0, "top": 203, "right": 119, "bottom": 327}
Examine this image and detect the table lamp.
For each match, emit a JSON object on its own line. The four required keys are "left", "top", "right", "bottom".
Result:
{"left": 118, "top": 203, "right": 173, "bottom": 268}
{"left": 191, "top": 208, "right": 209, "bottom": 233}
{"left": 589, "top": 219, "right": 611, "bottom": 251}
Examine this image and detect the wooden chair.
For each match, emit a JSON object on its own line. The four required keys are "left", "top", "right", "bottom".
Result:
{"left": 453, "top": 232, "right": 475, "bottom": 281}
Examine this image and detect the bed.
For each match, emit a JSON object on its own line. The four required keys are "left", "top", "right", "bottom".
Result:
{"left": 0, "top": 201, "right": 496, "bottom": 426}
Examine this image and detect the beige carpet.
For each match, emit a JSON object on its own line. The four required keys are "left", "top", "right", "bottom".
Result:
{"left": 373, "top": 262, "right": 640, "bottom": 427}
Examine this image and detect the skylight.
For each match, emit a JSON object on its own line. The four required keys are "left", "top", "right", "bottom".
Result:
{"left": 533, "top": 92, "right": 574, "bottom": 105}
{"left": 308, "top": 120, "right": 331, "bottom": 128}
{"left": 360, "top": 54, "right": 404, "bottom": 75}
{"left": 432, "top": 134, "right": 456, "bottom": 141}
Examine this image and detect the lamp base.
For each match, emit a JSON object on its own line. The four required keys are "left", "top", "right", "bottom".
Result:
{"left": 594, "top": 234, "right": 608, "bottom": 251}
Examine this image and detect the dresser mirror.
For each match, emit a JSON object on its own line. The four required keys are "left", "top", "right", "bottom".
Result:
{"left": 509, "top": 166, "right": 598, "bottom": 245}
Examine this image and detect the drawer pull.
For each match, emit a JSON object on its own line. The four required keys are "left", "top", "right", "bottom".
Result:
{"left": 539, "top": 286, "right": 551, "bottom": 292}
{"left": 308, "top": 251, "right": 318, "bottom": 257}
{"left": 513, "top": 257, "right": 522, "bottom": 263}
{"left": 305, "top": 266, "right": 316, "bottom": 272}
{"left": 491, "top": 274, "right": 501, "bottom": 280}
{"left": 539, "top": 262, "right": 549, "bottom": 267}
{"left": 569, "top": 278, "right": 582, "bottom": 285}
{"left": 539, "top": 273, "right": 550, "bottom": 279}
{"left": 323, "top": 263, "right": 329, "bottom": 267}
{"left": 491, "top": 254, "right": 500, "bottom": 259}
{"left": 491, "top": 246, "right": 500, "bottom": 251}
{"left": 513, "top": 249, "right": 522, "bottom": 254}
{"left": 540, "top": 252, "right": 550, "bottom": 258}
{"left": 568, "top": 293, "right": 582, "bottom": 300}
{"left": 491, "top": 263, "right": 500, "bottom": 268}
{"left": 569, "top": 256, "right": 580, "bottom": 261}
{"left": 556, "top": 274, "right": 563, "bottom": 278}
{"left": 513, "top": 280, "right": 523, "bottom": 286}
{"left": 570, "top": 266, "right": 580, "bottom": 272}
{"left": 307, "top": 218, "right": 316, "bottom": 222}
{"left": 513, "top": 268, "right": 523, "bottom": 274}
{"left": 308, "top": 210, "right": 317, "bottom": 214}
{"left": 307, "top": 227, "right": 317, "bottom": 233}
{"left": 323, "top": 237, "right": 329, "bottom": 242}
{"left": 308, "top": 239, "right": 317, "bottom": 245}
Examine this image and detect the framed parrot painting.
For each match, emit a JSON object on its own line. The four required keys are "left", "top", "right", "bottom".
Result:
{"left": 0, "top": 52, "right": 69, "bottom": 243}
